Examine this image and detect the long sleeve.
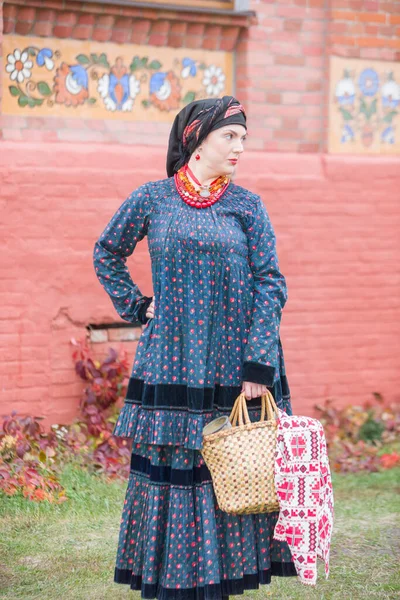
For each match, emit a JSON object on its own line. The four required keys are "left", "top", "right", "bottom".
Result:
{"left": 93, "top": 184, "right": 153, "bottom": 325}
{"left": 242, "top": 195, "right": 288, "bottom": 386}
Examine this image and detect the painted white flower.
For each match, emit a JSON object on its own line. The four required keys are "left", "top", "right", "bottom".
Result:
{"left": 6, "top": 49, "right": 33, "bottom": 83}
{"left": 202, "top": 65, "right": 226, "bottom": 97}
{"left": 381, "top": 78, "right": 400, "bottom": 108}
{"left": 129, "top": 75, "right": 141, "bottom": 100}
{"left": 335, "top": 76, "right": 356, "bottom": 105}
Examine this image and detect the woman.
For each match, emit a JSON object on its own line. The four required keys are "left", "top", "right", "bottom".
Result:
{"left": 93, "top": 96, "right": 297, "bottom": 598}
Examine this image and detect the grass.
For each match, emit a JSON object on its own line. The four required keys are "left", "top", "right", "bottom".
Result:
{"left": 0, "top": 466, "right": 399, "bottom": 600}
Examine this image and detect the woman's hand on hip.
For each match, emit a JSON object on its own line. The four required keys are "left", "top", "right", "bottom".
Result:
{"left": 241, "top": 381, "right": 268, "bottom": 400}
{"left": 146, "top": 298, "right": 155, "bottom": 319}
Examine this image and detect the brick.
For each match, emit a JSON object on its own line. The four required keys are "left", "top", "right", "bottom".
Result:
{"left": 303, "top": 45, "right": 324, "bottom": 56}
{"left": 187, "top": 23, "right": 205, "bottom": 36}
{"left": 349, "top": 23, "right": 366, "bottom": 34}
{"left": 92, "top": 27, "right": 112, "bottom": 42}
{"left": 357, "top": 37, "right": 389, "bottom": 48}
{"left": 53, "top": 25, "right": 74, "bottom": 38}
{"left": 356, "top": 12, "right": 386, "bottom": 23}
{"left": 205, "top": 25, "right": 222, "bottom": 38}
{"left": 56, "top": 12, "right": 77, "bottom": 26}
{"left": 329, "top": 34, "right": 356, "bottom": 45}
{"left": 282, "top": 92, "right": 302, "bottom": 105}
{"left": 168, "top": 34, "right": 183, "bottom": 48}
{"left": 203, "top": 38, "right": 220, "bottom": 51}
{"left": 276, "top": 6, "right": 307, "bottom": 19}
{"left": 96, "top": 15, "right": 115, "bottom": 27}
{"left": 389, "top": 15, "right": 400, "bottom": 25}
{"left": 3, "top": 5, "right": 17, "bottom": 18}
{"left": 365, "top": 24, "right": 379, "bottom": 35}
{"left": 73, "top": 25, "right": 93, "bottom": 40}
{"left": 284, "top": 20, "right": 303, "bottom": 32}
{"left": 133, "top": 19, "right": 152, "bottom": 33}
{"left": 364, "top": 0, "right": 379, "bottom": 9}
{"left": 3, "top": 19, "right": 15, "bottom": 34}
{"left": 275, "top": 55, "right": 305, "bottom": 66}
{"left": 170, "top": 22, "right": 187, "bottom": 35}
{"left": 380, "top": 2, "right": 399, "bottom": 14}
{"left": 77, "top": 13, "right": 96, "bottom": 25}
{"left": 387, "top": 38, "right": 400, "bottom": 49}
{"left": 266, "top": 93, "right": 281, "bottom": 104}
{"left": 36, "top": 9, "right": 56, "bottom": 22}
{"left": 379, "top": 25, "right": 398, "bottom": 37}
{"left": 151, "top": 20, "right": 170, "bottom": 35}
{"left": 148, "top": 33, "right": 168, "bottom": 46}
{"left": 114, "top": 18, "right": 133, "bottom": 30}
{"left": 17, "top": 7, "right": 36, "bottom": 22}
{"left": 330, "top": 22, "right": 350, "bottom": 34}
{"left": 331, "top": 10, "right": 354, "bottom": 21}
{"left": 15, "top": 21, "right": 34, "bottom": 35}
{"left": 111, "top": 29, "right": 131, "bottom": 44}
{"left": 33, "top": 21, "right": 53, "bottom": 37}
{"left": 219, "top": 37, "right": 237, "bottom": 51}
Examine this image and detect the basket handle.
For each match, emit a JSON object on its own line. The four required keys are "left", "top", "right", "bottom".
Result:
{"left": 229, "top": 390, "right": 279, "bottom": 427}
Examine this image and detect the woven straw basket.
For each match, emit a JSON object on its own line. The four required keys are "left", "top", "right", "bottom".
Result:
{"left": 201, "top": 390, "right": 280, "bottom": 515}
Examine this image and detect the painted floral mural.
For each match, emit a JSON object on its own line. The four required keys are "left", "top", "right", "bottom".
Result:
{"left": 3, "top": 36, "right": 233, "bottom": 121}
{"left": 330, "top": 56, "right": 400, "bottom": 154}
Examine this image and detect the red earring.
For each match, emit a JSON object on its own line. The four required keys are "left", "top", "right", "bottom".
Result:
{"left": 195, "top": 153, "right": 200, "bottom": 161}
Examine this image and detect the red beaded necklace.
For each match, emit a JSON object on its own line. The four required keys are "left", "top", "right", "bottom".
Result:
{"left": 174, "top": 164, "right": 230, "bottom": 208}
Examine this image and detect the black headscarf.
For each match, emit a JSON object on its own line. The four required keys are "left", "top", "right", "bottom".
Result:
{"left": 166, "top": 95, "right": 247, "bottom": 177}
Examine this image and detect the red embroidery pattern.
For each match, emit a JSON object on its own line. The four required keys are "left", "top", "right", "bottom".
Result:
{"left": 273, "top": 414, "right": 334, "bottom": 586}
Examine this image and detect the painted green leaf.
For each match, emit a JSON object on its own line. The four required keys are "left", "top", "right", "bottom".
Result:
{"left": 383, "top": 110, "right": 398, "bottom": 123}
{"left": 18, "top": 95, "right": 29, "bottom": 107}
{"left": 88, "top": 97, "right": 97, "bottom": 104}
{"left": 339, "top": 107, "right": 353, "bottom": 121}
{"left": 142, "top": 57, "right": 149, "bottom": 67}
{"left": 130, "top": 56, "right": 141, "bottom": 72}
{"left": 148, "top": 60, "right": 162, "bottom": 70}
{"left": 98, "top": 53, "right": 110, "bottom": 68}
{"left": 360, "top": 98, "right": 377, "bottom": 121}
{"left": 9, "top": 86, "right": 20, "bottom": 97}
{"left": 183, "top": 91, "right": 196, "bottom": 105}
{"left": 28, "top": 47, "right": 36, "bottom": 56}
{"left": 199, "top": 63, "right": 207, "bottom": 70}
{"left": 142, "top": 99, "right": 151, "bottom": 108}
{"left": 76, "top": 54, "right": 90, "bottom": 65}
{"left": 90, "top": 53, "right": 99, "bottom": 64}
{"left": 37, "top": 81, "right": 52, "bottom": 96}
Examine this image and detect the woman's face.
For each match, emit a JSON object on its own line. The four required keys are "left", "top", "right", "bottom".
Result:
{"left": 198, "top": 124, "right": 247, "bottom": 177}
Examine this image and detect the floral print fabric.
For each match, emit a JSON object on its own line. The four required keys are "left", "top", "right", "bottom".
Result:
{"left": 93, "top": 178, "right": 296, "bottom": 597}
{"left": 93, "top": 177, "right": 291, "bottom": 450}
{"left": 115, "top": 436, "right": 297, "bottom": 599}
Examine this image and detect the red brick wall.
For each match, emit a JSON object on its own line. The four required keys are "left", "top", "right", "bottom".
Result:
{"left": 236, "top": 0, "right": 400, "bottom": 152}
{"left": 1, "top": 142, "right": 399, "bottom": 427}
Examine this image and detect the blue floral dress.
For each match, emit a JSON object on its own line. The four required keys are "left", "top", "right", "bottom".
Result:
{"left": 93, "top": 177, "right": 297, "bottom": 598}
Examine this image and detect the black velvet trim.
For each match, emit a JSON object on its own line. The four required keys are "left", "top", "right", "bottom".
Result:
{"left": 125, "top": 378, "right": 277, "bottom": 412}
{"left": 114, "top": 562, "right": 297, "bottom": 598}
{"left": 137, "top": 296, "right": 154, "bottom": 325}
{"left": 242, "top": 362, "right": 275, "bottom": 386}
{"left": 130, "top": 452, "right": 212, "bottom": 485}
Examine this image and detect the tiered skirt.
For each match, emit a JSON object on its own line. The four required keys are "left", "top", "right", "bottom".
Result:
{"left": 113, "top": 380, "right": 297, "bottom": 599}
